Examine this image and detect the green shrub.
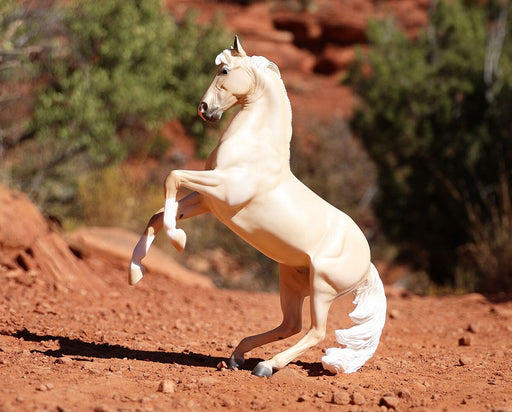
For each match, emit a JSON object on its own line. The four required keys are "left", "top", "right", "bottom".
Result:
{"left": 1, "top": 0, "right": 230, "bottom": 218}
{"left": 77, "top": 164, "right": 162, "bottom": 231}
{"left": 347, "top": 0, "right": 512, "bottom": 291}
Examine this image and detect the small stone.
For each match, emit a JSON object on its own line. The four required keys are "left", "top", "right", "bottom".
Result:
{"left": 467, "top": 322, "right": 479, "bottom": 333}
{"left": 157, "top": 380, "right": 175, "bottom": 394}
{"left": 380, "top": 395, "right": 399, "bottom": 409}
{"left": 36, "top": 383, "right": 54, "bottom": 392}
{"left": 55, "top": 357, "right": 72, "bottom": 365}
{"left": 459, "top": 336, "right": 472, "bottom": 346}
{"left": 388, "top": 309, "right": 400, "bottom": 319}
{"left": 459, "top": 356, "right": 472, "bottom": 366}
{"left": 331, "top": 390, "right": 350, "bottom": 405}
{"left": 351, "top": 391, "right": 365, "bottom": 405}
{"left": 398, "top": 389, "right": 412, "bottom": 400}
{"left": 216, "top": 361, "right": 227, "bottom": 371}
{"left": 297, "top": 394, "right": 311, "bottom": 402}
{"left": 412, "top": 382, "right": 427, "bottom": 392}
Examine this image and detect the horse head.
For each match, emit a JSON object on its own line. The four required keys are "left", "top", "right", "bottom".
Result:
{"left": 198, "top": 36, "right": 280, "bottom": 122}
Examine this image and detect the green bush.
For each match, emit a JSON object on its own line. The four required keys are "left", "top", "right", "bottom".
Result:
{"left": 346, "top": 0, "right": 512, "bottom": 292}
{"left": 1, "top": 0, "right": 230, "bottom": 218}
{"left": 77, "top": 164, "right": 163, "bottom": 231}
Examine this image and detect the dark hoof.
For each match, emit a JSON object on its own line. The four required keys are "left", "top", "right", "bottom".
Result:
{"left": 228, "top": 356, "right": 243, "bottom": 370}
{"left": 252, "top": 363, "right": 273, "bottom": 378}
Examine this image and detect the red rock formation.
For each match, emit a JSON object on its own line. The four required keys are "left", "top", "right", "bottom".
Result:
{"left": 0, "top": 183, "right": 213, "bottom": 290}
{"left": 0, "top": 183, "right": 87, "bottom": 287}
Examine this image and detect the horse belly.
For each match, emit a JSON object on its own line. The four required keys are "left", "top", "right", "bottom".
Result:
{"left": 228, "top": 220, "right": 313, "bottom": 266}
{"left": 209, "top": 185, "right": 328, "bottom": 266}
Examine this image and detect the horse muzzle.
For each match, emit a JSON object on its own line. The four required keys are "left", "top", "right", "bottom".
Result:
{"left": 198, "top": 101, "right": 222, "bottom": 122}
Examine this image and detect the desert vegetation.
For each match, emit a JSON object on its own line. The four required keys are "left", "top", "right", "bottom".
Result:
{"left": 347, "top": 0, "right": 512, "bottom": 292}
{"left": 1, "top": 0, "right": 229, "bottom": 217}
{"left": 1, "top": 0, "right": 511, "bottom": 293}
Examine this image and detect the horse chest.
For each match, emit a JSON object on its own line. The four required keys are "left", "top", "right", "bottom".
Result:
{"left": 211, "top": 138, "right": 271, "bottom": 169}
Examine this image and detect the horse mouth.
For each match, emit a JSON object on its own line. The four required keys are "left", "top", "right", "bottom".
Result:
{"left": 198, "top": 103, "right": 222, "bottom": 122}
{"left": 199, "top": 111, "right": 222, "bottom": 123}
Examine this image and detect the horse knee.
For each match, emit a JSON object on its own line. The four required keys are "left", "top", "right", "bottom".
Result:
{"left": 164, "top": 171, "right": 179, "bottom": 194}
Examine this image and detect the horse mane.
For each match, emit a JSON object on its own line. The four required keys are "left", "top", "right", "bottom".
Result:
{"left": 215, "top": 49, "right": 281, "bottom": 79}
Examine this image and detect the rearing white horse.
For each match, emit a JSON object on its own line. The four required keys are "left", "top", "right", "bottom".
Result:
{"left": 129, "top": 36, "right": 386, "bottom": 377}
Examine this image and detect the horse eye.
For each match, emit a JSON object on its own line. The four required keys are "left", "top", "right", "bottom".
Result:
{"left": 222, "top": 68, "right": 229, "bottom": 75}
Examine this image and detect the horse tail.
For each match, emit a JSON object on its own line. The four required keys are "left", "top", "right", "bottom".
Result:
{"left": 321, "top": 263, "right": 386, "bottom": 373}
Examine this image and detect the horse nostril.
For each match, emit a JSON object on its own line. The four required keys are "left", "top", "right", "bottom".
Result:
{"left": 199, "top": 102, "right": 208, "bottom": 113}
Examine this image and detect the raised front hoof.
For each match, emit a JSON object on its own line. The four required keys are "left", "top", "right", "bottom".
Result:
{"left": 228, "top": 355, "right": 244, "bottom": 370}
{"left": 168, "top": 228, "right": 187, "bottom": 253}
{"left": 129, "top": 262, "right": 145, "bottom": 285}
{"left": 251, "top": 363, "right": 273, "bottom": 378}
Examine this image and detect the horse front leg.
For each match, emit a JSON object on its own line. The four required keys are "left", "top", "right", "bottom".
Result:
{"left": 163, "top": 170, "right": 226, "bottom": 252}
{"left": 129, "top": 191, "right": 209, "bottom": 285}
{"left": 129, "top": 208, "right": 164, "bottom": 285}
{"left": 229, "top": 265, "right": 307, "bottom": 371}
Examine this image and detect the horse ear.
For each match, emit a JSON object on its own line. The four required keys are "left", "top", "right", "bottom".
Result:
{"left": 233, "top": 35, "right": 247, "bottom": 57}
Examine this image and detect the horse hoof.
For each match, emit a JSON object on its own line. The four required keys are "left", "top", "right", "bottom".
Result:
{"left": 252, "top": 363, "right": 273, "bottom": 378}
{"left": 168, "top": 228, "right": 187, "bottom": 253}
{"left": 228, "top": 355, "right": 244, "bottom": 370}
{"left": 129, "top": 262, "right": 145, "bottom": 285}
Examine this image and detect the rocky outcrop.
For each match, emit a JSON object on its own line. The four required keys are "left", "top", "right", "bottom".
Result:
{"left": 165, "top": 0, "right": 431, "bottom": 123}
{"left": 167, "top": 0, "right": 431, "bottom": 76}
{"left": 0, "top": 183, "right": 213, "bottom": 290}
{"left": 0, "top": 183, "right": 84, "bottom": 287}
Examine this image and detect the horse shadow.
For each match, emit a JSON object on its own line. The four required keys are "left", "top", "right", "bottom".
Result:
{"left": 10, "top": 328, "right": 327, "bottom": 376}
{"left": 11, "top": 328, "right": 226, "bottom": 369}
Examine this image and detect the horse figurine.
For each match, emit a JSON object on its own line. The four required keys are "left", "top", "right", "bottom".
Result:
{"left": 129, "top": 36, "right": 386, "bottom": 377}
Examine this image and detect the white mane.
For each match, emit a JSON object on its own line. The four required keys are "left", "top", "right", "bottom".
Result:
{"left": 215, "top": 49, "right": 281, "bottom": 79}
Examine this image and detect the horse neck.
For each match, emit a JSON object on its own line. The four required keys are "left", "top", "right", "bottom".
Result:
{"left": 225, "top": 72, "right": 292, "bottom": 161}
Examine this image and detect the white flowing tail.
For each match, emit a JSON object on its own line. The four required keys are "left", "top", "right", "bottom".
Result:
{"left": 321, "top": 264, "right": 386, "bottom": 373}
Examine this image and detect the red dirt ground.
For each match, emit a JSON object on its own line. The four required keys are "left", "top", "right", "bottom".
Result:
{"left": 1, "top": 247, "right": 511, "bottom": 412}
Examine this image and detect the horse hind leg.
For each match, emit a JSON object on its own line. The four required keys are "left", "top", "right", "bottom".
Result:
{"left": 229, "top": 264, "right": 306, "bottom": 374}
{"left": 252, "top": 272, "right": 335, "bottom": 377}
{"left": 321, "top": 264, "right": 387, "bottom": 373}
